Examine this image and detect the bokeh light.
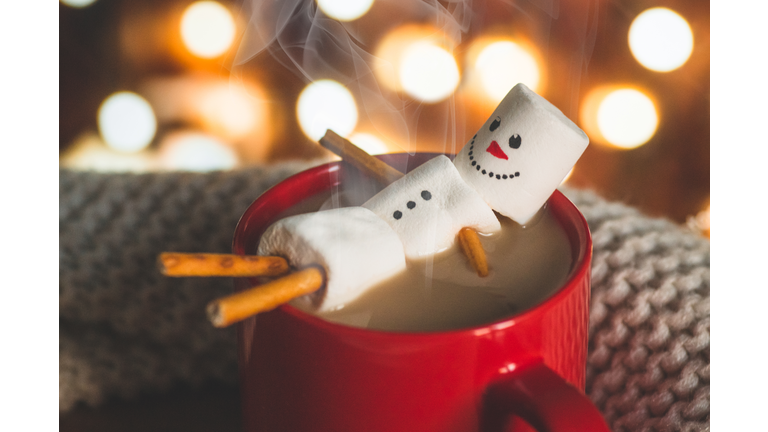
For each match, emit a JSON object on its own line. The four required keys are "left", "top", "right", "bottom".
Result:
{"left": 60, "top": 133, "right": 156, "bottom": 172}
{"left": 317, "top": 0, "right": 374, "bottom": 21}
{"left": 374, "top": 24, "right": 458, "bottom": 93}
{"left": 158, "top": 132, "right": 238, "bottom": 172}
{"left": 475, "top": 41, "right": 540, "bottom": 100}
{"left": 297, "top": 80, "right": 358, "bottom": 141}
{"left": 399, "top": 42, "right": 459, "bottom": 103}
{"left": 349, "top": 132, "right": 389, "bottom": 155}
{"left": 98, "top": 92, "right": 157, "bottom": 153}
{"left": 596, "top": 89, "right": 658, "bottom": 149}
{"left": 60, "top": 0, "right": 98, "bottom": 8}
{"left": 198, "top": 84, "right": 259, "bottom": 139}
{"left": 180, "top": 1, "right": 236, "bottom": 59}
{"left": 629, "top": 7, "right": 693, "bottom": 72}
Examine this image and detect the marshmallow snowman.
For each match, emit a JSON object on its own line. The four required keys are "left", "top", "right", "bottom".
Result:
{"left": 257, "top": 207, "right": 406, "bottom": 312}
{"left": 363, "top": 155, "right": 500, "bottom": 259}
{"left": 454, "top": 83, "right": 589, "bottom": 225}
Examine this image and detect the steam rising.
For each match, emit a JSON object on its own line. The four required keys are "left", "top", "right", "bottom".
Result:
{"left": 232, "top": 0, "right": 597, "bottom": 151}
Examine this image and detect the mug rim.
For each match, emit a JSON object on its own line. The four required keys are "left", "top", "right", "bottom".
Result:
{"left": 233, "top": 153, "right": 592, "bottom": 339}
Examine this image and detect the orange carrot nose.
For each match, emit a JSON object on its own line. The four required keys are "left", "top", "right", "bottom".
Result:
{"left": 486, "top": 140, "right": 508, "bottom": 160}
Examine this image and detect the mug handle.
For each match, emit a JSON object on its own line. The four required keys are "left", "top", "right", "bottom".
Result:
{"left": 483, "top": 360, "right": 610, "bottom": 432}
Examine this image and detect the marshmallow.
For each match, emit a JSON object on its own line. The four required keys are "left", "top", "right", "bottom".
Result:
{"left": 454, "top": 83, "right": 589, "bottom": 224}
{"left": 257, "top": 207, "right": 406, "bottom": 312}
{"left": 363, "top": 155, "right": 500, "bottom": 259}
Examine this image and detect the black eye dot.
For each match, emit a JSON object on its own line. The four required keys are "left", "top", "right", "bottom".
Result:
{"left": 489, "top": 118, "right": 501, "bottom": 132}
{"left": 421, "top": 190, "right": 432, "bottom": 200}
{"left": 472, "top": 160, "right": 476, "bottom": 166}
{"left": 509, "top": 134, "right": 522, "bottom": 149}
{"left": 406, "top": 201, "right": 416, "bottom": 209}
{"left": 489, "top": 172, "right": 494, "bottom": 177}
{"left": 393, "top": 210, "right": 402, "bottom": 220}
{"left": 482, "top": 169, "right": 487, "bottom": 174}
{"left": 496, "top": 174, "right": 501, "bottom": 179}
{"left": 502, "top": 174, "right": 508, "bottom": 179}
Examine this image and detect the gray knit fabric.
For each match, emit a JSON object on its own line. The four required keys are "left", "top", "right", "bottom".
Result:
{"left": 59, "top": 167, "right": 709, "bottom": 431}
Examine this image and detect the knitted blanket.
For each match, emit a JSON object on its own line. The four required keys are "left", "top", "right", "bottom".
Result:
{"left": 59, "top": 164, "right": 709, "bottom": 431}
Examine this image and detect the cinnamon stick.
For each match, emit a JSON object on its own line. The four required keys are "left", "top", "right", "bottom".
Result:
{"left": 206, "top": 266, "right": 325, "bottom": 327}
{"left": 158, "top": 253, "right": 290, "bottom": 277}
{"left": 319, "top": 129, "right": 404, "bottom": 185}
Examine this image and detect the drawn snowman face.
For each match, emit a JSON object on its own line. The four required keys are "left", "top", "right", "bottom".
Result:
{"left": 363, "top": 155, "right": 500, "bottom": 259}
{"left": 454, "top": 83, "right": 589, "bottom": 224}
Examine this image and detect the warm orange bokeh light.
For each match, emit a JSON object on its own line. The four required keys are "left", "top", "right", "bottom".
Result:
{"left": 580, "top": 85, "right": 659, "bottom": 150}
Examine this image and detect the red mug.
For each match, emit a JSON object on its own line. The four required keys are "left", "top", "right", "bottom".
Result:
{"left": 232, "top": 153, "right": 609, "bottom": 432}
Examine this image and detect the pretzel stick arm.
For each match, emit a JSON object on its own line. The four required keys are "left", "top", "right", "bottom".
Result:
{"left": 458, "top": 228, "right": 489, "bottom": 277}
{"left": 159, "top": 253, "right": 290, "bottom": 277}
{"left": 206, "top": 267, "right": 325, "bottom": 328}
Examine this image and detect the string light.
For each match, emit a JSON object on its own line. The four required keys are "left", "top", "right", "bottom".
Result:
{"left": 399, "top": 42, "right": 459, "bottom": 103}
{"left": 597, "top": 89, "right": 658, "bottom": 149}
{"left": 158, "top": 132, "right": 238, "bottom": 172}
{"left": 60, "top": 0, "right": 97, "bottom": 7}
{"left": 297, "top": 80, "right": 358, "bottom": 141}
{"left": 374, "top": 24, "right": 458, "bottom": 93}
{"left": 98, "top": 92, "right": 157, "bottom": 153}
{"left": 180, "top": 1, "right": 236, "bottom": 59}
{"left": 475, "top": 40, "right": 540, "bottom": 101}
{"left": 581, "top": 86, "right": 658, "bottom": 150}
{"left": 349, "top": 133, "right": 389, "bottom": 155}
{"left": 629, "top": 8, "right": 693, "bottom": 72}
{"left": 316, "top": 0, "right": 374, "bottom": 21}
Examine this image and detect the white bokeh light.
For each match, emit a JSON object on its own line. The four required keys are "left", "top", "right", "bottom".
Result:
{"left": 349, "top": 132, "right": 389, "bottom": 155}
{"left": 180, "top": 1, "right": 236, "bottom": 59}
{"left": 98, "top": 92, "right": 157, "bottom": 153}
{"left": 475, "top": 41, "right": 540, "bottom": 101}
{"left": 399, "top": 42, "right": 460, "bottom": 103}
{"left": 629, "top": 7, "right": 694, "bottom": 72}
{"left": 297, "top": 80, "right": 358, "bottom": 141}
{"left": 60, "top": 0, "right": 98, "bottom": 8}
{"left": 317, "top": 0, "right": 374, "bottom": 21}
{"left": 597, "top": 89, "right": 658, "bottom": 149}
{"left": 159, "top": 132, "right": 238, "bottom": 172}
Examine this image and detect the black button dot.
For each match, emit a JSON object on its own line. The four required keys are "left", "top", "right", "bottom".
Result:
{"left": 468, "top": 151, "right": 473, "bottom": 156}
{"left": 476, "top": 165, "right": 480, "bottom": 171}
{"left": 407, "top": 201, "right": 416, "bottom": 209}
{"left": 393, "top": 211, "right": 402, "bottom": 220}
{"left": 471, "top": 160, "right": 476, "bottom": 166}
{"left": 482, "top": 170, "right": 487, "bottom": 174}
{"left": 496, "top": 174, "right": 501, "bottom": 179}
{"left": 421, "top": 190, "right": 432, "bottom": 200}
{"left": 469, "top": 156, "right": 473, "bottom": 161}
{"left": 515, "top": 172, "right": 520, "bottom": 177}
{"left": 489, "top": 172, "right": 494, "bottom": 177}
{"left": 503, "top": 174, "right": 508, "bottom": 179}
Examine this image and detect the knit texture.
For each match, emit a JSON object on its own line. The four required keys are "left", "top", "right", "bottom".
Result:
{"left": 59, "top": 167, "right": 709, "bottom": 431}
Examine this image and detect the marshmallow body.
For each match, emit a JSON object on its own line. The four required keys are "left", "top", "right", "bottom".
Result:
{"left": 257, "top": 207, "right": 406, "bottom": 312}
{"left": 363, "top": 155, "right": 500, "bottom": 259}
{"left": 454, "top": 83, "right": 589, "bottom": 224}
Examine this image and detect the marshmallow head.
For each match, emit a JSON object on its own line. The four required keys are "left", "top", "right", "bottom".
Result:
{"left": 363, "top": 155, "right": 500, "bottom": 259}
{"left": 454, "top": 83, "right": 589, "bottom": 224}
{"left": 257, "top": 207, "right": 406, "bottom": 312}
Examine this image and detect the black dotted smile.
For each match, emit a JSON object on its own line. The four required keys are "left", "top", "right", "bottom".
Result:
{"left": 467, "top": 140, "right": 521, "bottom": 180}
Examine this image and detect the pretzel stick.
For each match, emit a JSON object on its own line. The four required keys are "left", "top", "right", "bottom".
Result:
{"left": 458, "top": 228, "right": 489, "bottom": 277}
{"left": 319, "top": 129, "right": 490, "bottom": 277}
{"left": 158, "top": 253, "right": 290, "bottom": 277}
{"left": 319, "top": 130, "right": 404, "bottom": 185}
{"left": 206, "top": 267, "right": 325, "bottom": 327}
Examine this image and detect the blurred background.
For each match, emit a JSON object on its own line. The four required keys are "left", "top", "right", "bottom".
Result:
{"left": 59, "top": 0, "right": 710, "bottom": 235}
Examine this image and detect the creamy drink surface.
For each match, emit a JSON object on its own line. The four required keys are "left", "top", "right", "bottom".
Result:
{"left": 269, "top": 180, "right": 573, "bottom": 332}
